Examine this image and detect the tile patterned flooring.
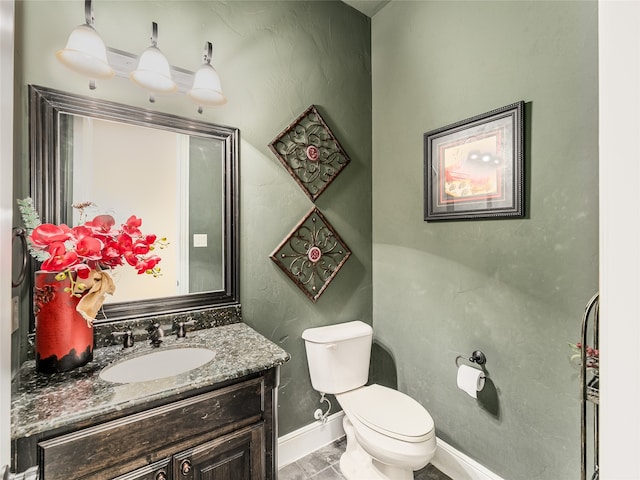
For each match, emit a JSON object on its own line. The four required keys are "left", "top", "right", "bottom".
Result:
{"left": 278, "top": 438, "right": 452, "bottom": 480}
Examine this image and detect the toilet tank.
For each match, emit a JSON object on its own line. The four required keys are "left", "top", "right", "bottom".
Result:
{"left": 302, "top": 320, "right": 373, "bottom": 394}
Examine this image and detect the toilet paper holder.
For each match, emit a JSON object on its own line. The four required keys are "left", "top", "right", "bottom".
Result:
{"left": 455, "top": 350, "right": 487, "bottom": 367}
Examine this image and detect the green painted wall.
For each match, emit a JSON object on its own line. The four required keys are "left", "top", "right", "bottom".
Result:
{"left": 14, "top": 0, "right": 372, "bottom": 437}
{"left": 371, "top": 2, "right": 598, "bottom": 479}
{"left": 14, "top": 1, "right": 600, "bottom": 477}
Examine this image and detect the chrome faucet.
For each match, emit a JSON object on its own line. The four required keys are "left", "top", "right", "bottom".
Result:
{"left": 147, "top": 322, "right": 165, "bottom": 347}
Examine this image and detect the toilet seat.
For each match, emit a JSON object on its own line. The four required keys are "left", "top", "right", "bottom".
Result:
{"left": 336, "top": 384, "right": 435, "bottom": 443}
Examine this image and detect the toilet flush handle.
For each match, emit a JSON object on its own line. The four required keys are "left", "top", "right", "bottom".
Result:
{"left": 324, "top": 343, "right": 336, "bottom": 349}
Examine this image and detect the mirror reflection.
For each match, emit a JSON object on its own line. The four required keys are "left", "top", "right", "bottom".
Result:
{"left": 30, "top": 85, "right": 239, "bottom": 324}
{"left": 65, "top": 115, "right": 224, "bottom": 302}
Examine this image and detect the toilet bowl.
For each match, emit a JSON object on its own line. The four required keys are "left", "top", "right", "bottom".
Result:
{"left": 302, "top": 321, "right": 437, "bottom": 480}
{"left": 337, "top": 384, "right": 436, "bottom": 480}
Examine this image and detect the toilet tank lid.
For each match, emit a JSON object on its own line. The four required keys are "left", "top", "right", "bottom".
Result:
{"left": 302, "top": 321, "right": 372, "bottom": 343}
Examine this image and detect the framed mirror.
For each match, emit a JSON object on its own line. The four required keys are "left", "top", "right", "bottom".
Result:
{"left": 29, "top": 85, "right": 239, "bottom": 324}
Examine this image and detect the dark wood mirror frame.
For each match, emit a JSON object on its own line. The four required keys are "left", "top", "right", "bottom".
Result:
{"left": 28, "top": 85, "right": 240, "bottom": 325}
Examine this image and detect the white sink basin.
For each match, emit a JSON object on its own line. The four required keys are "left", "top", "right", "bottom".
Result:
{"left": 100, "top": 347, "right": 215, "bottom": 384}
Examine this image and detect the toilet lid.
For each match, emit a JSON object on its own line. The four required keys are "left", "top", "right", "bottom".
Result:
{"left": 337, "top": 384, "right": 435, "bottom": 443}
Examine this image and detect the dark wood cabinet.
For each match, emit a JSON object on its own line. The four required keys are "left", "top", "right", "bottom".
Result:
{"left": 172, "top": 422, "right": 264, "bottom": 480}
{"left": 30, "top": 369, "right": 279, "bottom": 480}
{"left": 112, "top": 423, "right": 264, "bottom": 480}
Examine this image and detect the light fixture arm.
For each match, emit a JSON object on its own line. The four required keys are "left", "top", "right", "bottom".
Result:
{"left": 84, "top": 0, "right": 94, "bottom": 26}
{"left": 203, "top": 42, "right": 213, "bottom": 64}
{"left": 151, "top": 22, "right": 158, "bottom": 47}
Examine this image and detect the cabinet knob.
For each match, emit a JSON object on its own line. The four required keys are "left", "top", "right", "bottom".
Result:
{"left": 155, "top": 470, "right": 168, "bottom": 480}
{"left": 180, "top": 459, "right": 192, "bottom": 475}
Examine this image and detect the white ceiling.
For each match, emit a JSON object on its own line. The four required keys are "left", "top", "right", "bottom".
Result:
{"left": 342, "top": 0, "right": 391, "bottom": 18}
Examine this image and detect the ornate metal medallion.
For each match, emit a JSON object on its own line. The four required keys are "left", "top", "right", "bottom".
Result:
{"left": 269, "top": 105, "right": 350, "bottom": 201}
{"left": 270, "top": 207, "right": 351, "bottom": 303}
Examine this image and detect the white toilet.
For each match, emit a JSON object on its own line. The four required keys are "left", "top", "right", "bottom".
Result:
{"left": 302, "top": 320, "right": 436, "bottom": 480}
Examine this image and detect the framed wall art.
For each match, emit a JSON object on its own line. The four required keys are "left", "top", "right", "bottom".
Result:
{"left": 424, "top": 101, "right": 524, "bottom": 221}
{"left": 269, "top": 105, "right": 350, "bottom": 201}
{"left": 270, "top": 207, "right": 351, "bottom": 303}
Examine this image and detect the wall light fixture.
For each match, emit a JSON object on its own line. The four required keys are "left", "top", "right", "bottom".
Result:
{"left": 55, "top": 0, "right": 114, "bottom": 90}
{"left": 55, "top": 0, "right": 226, "bottom": 112}
{"left": 130, "top": 22, "right": 177, "bottom": 103}
{"left": 188, "top": 42, "right": 227, "bottom": 114}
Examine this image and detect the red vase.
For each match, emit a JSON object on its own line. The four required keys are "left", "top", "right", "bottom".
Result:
{"left": 34, "top": 271, "right": 94, "bottom": 373}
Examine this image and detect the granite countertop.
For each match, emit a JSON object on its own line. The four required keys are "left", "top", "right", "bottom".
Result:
{"left": 11, "top": 322, "right": 290, "bottom": 440}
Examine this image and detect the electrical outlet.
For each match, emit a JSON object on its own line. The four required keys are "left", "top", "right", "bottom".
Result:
{"left": 11, "top": 296, "right": 19, "bottom": 333}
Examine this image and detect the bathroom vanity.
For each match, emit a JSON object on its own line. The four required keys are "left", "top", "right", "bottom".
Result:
{"left": 11, "top": 322, "right": 290, "bottom": 479}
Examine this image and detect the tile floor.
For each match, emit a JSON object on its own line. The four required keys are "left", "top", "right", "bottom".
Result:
{"left": 278, "top": 438, "right": 452, "bottom": 480}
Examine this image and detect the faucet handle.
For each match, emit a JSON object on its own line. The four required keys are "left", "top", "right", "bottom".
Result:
{"left": 112, "top": 330, "right": 134, "bottom": 348}
{"left": 175, "top": 319, "right": 196, "bottom": 338}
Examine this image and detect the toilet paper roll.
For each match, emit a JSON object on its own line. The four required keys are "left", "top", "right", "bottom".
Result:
{"left": 457, "top": 364, "right": 486, "bottom": 398}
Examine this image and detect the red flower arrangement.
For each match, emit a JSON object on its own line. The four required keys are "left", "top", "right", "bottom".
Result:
{"left": 18, "top": 198, "right": 167, "bottom": 312}
{"left": 31, "top": 214, "right": 162, "bottom": 281}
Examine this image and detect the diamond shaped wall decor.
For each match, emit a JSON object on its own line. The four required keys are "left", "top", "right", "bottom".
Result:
{"left": 270, "top": 207, "right": 351, "bottom": 303}
{"left": 269, "top": 105, "right": 350, "bottom": 201}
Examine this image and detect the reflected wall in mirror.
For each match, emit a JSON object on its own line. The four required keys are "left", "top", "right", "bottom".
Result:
{"left": 29, "top": 85, "right": 239, "bottom": 324}
{"left": 66, "top": 116, "right": 224, "bottom": 301}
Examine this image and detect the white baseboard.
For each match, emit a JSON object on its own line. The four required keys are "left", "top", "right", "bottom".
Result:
{"left": 277, "top": 416, "right": 503, "bottom": 480}
{"left": 432, "top": 437, "right": 504, "bottom": 480}
{"left": 277, "top": 411, "right": 346, "bottom": 469}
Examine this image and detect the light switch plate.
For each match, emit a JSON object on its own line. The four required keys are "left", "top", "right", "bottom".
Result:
{"left": 193, "top": 234, "right": 208, "bottom": 248}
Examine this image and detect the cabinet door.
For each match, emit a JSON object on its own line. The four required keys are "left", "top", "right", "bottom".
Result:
{"left": 173, "top": 423, "right": 264, "bottom": 480}
{"left": 111, "top": 458, "right": 171, "bottom": 480}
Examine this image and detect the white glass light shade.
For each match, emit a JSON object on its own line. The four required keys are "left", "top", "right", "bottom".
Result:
{"left": 130, "top": 46, "right": 177, "bottom": 94}
{"left": 188, "top": 63, "right": 227, "bottom": 107}
{"left": 56, "top": 24, "right": 114, "bottom": 79}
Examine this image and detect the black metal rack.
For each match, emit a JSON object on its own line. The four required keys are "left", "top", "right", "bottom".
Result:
{"left": 581, "top": 292, "right": 599, "bottom": 480}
